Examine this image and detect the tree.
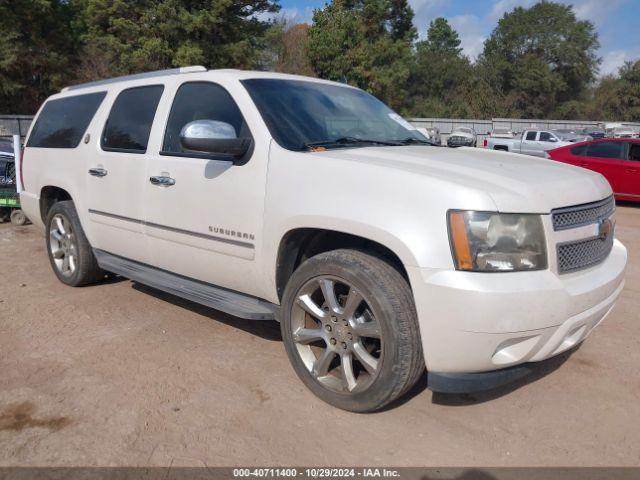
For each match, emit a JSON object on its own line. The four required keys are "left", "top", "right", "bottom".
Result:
{"left": 420, "top": 17, "right": 462, "bottom": 56}
{"left": 0, "top": 0, "right": 79, "bottom": 113}
{"left": 405, "top": 17, "right": 496, "bottom": 118}
{"left": 588, "top": 60, "right": 640, "bottom": 121}
{"left": 479, "top": 1, "right": 600, "bottom": 118}
{"left": 74, "top": 0, "right": 280, "bottom": 81}
{"left": 307, "top": 0, "right": 416, "bottom": 109}
{"left": 266, "top": 21, "right": 315, "bottom": 76}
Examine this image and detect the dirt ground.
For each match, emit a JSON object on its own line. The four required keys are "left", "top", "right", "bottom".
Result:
{"left": 0, "top": 206, "right": 639, "bottom": 468}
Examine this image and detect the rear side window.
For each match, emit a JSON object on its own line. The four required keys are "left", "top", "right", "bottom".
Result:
{"left": 525, "top": 131, "right": 537, "bottom": 141}
{"left": 586, "top": 141, "right": 625, "bottom": 159}
{"left": 570, "top": 145, "right": 588, "bottom": 156}
{"left": 27, "top": 92, "right": 106, "bottom": 148}
{"left": 102, "top": 85, "right": 164, "bottom": 153}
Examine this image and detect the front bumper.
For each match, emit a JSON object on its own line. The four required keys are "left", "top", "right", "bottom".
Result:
{"left": 408, "top": 239, "right": 627, "bottom": 373}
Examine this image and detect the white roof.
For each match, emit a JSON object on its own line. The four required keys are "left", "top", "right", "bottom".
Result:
{"left": 59, "top": 66, "right": 349, "bottom": 96}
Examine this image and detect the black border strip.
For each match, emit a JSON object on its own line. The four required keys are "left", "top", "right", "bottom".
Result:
{"left": 88, "top": 209, "right": 254, "bottom": 249}
{"left": 0, "top": 467, "right": 638, "bottom": 480}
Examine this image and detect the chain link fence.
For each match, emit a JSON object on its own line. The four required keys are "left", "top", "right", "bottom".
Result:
{"left": 408, "top": 118, "right": 640, "bottom": 145}
{"left": 0, "top": 115, "right": 34, "bottom": 138}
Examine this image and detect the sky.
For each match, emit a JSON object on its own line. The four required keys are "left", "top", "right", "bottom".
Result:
{"left": 276, "top": 0, "right": 640, "bottom": 76}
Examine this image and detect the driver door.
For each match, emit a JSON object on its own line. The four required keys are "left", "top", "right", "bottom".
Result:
{"left": 537, "top": 131, "right": 557, "bottom": 157}
{"left": 143, "top": 79, "right": 269, "bottom": 297}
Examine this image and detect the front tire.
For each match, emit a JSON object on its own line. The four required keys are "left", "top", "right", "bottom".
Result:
{"left": 45, "top": 200, "right": 105, "bottom": 286}
{"left": 10, "top": 209, "right": 28, "bottom": 226}
{"left": 281, "top": 249, "right": 425, "bottom": 412}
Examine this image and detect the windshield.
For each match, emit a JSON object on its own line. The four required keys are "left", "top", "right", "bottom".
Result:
{"left": 556, "top": 132, "right": 582, "bottom": 141}
{"left": 456, "top": 127, "right": 474, "bottom": 134}
{"left": 241, "top": 79, "right": 430, "bottom": 151}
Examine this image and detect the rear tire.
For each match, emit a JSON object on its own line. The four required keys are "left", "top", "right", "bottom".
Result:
{"left": 45, "top": 200, "right": 105, "bottom": 286}
{"left": 281, "top": 249, "right": 425, "bottom": 412}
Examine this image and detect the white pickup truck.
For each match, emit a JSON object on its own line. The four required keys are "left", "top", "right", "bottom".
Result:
{"left": 19, "top": 67, "right": 626, "bottom": 412}
{"left": 486, "top": 129, "right": 587, "bottom": 157}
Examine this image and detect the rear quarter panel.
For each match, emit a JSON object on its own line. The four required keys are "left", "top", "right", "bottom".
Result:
{"left": 21, "top": 87, "right": 112, "bottom": 235}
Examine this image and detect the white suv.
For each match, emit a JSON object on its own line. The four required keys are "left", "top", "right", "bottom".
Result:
{"left": 20, "top": 67, "right": 627, "bottom": 411}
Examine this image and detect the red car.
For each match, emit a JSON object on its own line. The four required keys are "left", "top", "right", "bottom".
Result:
{"left": 546, "top": 138, "right": 640, "bottom": 202}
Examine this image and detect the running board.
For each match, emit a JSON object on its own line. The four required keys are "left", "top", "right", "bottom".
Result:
{"left": 93, "top": 249, "right": 278, "bottom": 321}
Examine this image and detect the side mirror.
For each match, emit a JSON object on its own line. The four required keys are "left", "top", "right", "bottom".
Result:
{"left": 180, "top": 120, "right": 251, "bottom": 159}
{"left": 549, "top": 137, "right": 558, "bottom": 142}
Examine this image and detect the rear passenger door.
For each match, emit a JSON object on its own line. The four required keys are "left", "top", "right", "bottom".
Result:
{"left": 520, "top": 131, "right": 538, "bottom": 155}
{"left": 85, "top": 85, "right": 164, "bottom": 264}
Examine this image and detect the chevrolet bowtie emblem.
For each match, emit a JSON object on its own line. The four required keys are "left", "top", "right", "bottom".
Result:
{"left": 598, "top": 218, "right": 613, "bottom": 241}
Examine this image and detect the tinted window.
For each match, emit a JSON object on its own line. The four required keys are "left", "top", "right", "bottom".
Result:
{"left": 163, "top": 82, "right": 250, "bottom": 154}
{"left": 27, "top": 92, "right": 106, "bottom": 148}
{"left": 628, "top": 143, "right": 640, "bottom": 161}
{"left": 0, "top": 138, "right": 14, "bottom": 155}
{"left": 571, "top": 144, "right": 588, "bottom": 156}
{"left": 587, "top": 141, "right": 625, "bottom": 159}
{"left": 525, "top": 131, "right": 537, "bottom": 141}
{"left": 242, "top": 79, "right": 426, "bottom": 151}
{"left": 0, "top": 158, "right": 10, "bottom": 186}
{"left": 539, "top": 132, "right": 553, "bottom": 142}
{"left": 102, "top": 85, "right": 164, "bottom": 153}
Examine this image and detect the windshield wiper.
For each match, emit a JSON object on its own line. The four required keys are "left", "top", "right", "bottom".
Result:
{"left": 305, "top": 136, "right": 402, "bottom": 150}
{"left": 399, "top": 137, "right": 440, "bottom": 147}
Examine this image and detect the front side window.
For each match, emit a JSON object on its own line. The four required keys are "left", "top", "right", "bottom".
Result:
{"left": 163, "top": 82, "right": 251, "bottom": 155}
{"left": 241, "top": 79, "right": 428, "bottom": 151}
{"left": 628, "top": 143, "right": 640, "bottom": 161}
{"left": 27, "top": 92, "right": 106, "bottom": 148}
{"left": 102, "top": 85, "right": 164, "bottom": 153}
{"left": 587, "top": 141, "right": 625, "bottom": 159}
{"left": 539, "top": 132, "right": 553, "bottom": 142}
{"left": 525, "top": 131, "right": 537, "bottom": 141}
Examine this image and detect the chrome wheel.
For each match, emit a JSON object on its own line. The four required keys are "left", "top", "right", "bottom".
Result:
{"left": 49, "top": 213, "right": 77, "bottom": 277}
{"left": 291, "top": 275, "right": 382, "bottom": 393}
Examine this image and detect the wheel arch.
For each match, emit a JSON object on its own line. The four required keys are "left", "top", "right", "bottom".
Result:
{"left": 39, "top": 186, "right": 72, "bottom": 223}
{"left": 274, "top": 226, "right": 413, "bottom": 302}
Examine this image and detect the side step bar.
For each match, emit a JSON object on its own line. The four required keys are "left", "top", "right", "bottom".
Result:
{"left": 94, "top": 249, "right": 278, "bottom": 321}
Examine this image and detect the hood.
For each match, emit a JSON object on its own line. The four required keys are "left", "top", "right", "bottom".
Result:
{"left": 450, "top": 131, "right": 475, "bottom": 139}
{"left": 314, "top": 145, "right": 611, "bottom": 213}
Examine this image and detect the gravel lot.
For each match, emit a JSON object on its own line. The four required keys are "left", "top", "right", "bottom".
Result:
{"left": 0, "top": 205, "right": 639, "bottom": 467}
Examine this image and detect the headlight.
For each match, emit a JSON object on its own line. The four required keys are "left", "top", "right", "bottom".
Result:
{"left": 448, "top": 211, "right": 547, "bottom": 272}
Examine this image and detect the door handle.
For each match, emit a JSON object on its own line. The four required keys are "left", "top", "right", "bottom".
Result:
{"left": 88, "top": 167, "right": 108, "bottom": 177}
{"left": 625, "top": 168, "right": 638, "bottom": 174}
{"left": 149, "top": 175, "right": 176, "bottom": 187}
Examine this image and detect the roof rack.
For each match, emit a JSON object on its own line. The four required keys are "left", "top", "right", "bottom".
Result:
{"left": 62, "top": 66, "right": 207, "bottom": 92}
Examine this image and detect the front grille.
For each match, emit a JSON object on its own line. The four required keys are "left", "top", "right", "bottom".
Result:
{"left": 448, "top": 136, "right": 472, "bottom": 143}
{"left": 552, "top": 196, "right": 615, "bottom": 231}
{"left": 557, "top": 233, "right": 614, "bottom": 274}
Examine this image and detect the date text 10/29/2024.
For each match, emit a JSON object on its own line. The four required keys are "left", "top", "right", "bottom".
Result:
{"left": 233, "top": 469, "right": 400, "bottom": 478}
